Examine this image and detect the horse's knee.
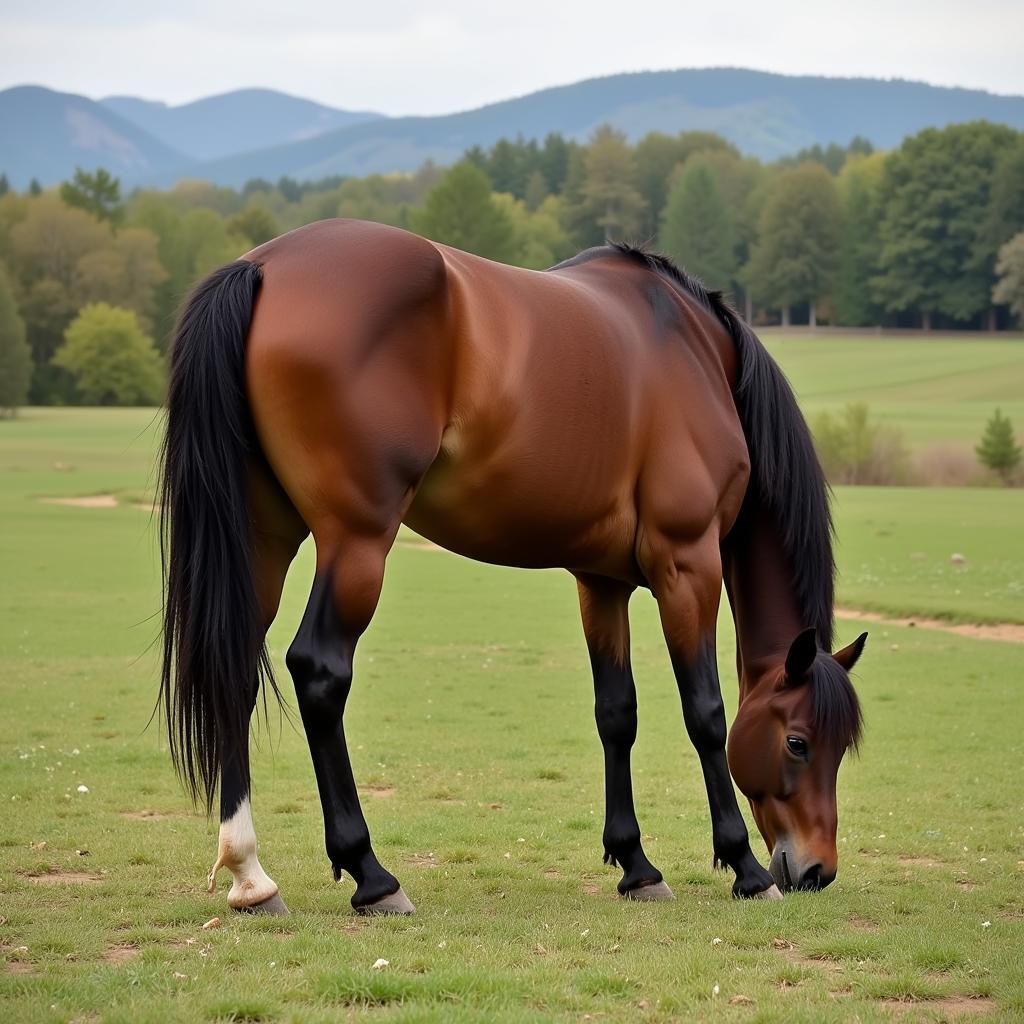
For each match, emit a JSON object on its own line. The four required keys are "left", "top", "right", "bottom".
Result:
{"left": 595, "top": 695, "right": 638, "bottom": 749}
{"left": 682, "top": 689, "right": 727, "bottom": 754}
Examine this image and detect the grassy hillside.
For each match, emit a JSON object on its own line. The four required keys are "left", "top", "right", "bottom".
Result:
{"left": 765, "top": 335, "right": 1024, "bottom": 448}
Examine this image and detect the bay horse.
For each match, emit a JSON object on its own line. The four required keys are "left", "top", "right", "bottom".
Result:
{"left": 160, "top": 218, "right": 865, "bottom": 916}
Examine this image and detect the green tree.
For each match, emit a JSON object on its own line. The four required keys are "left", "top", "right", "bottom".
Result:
{"left": 873, "top": 122, "right": 1018, "bottom": 328}
{"left": 60, "top": 167, "right": 122, "bottom": 222}
{"left": 834, "top": 153, "right": 886, "bottom": 326}
{"left": 979, "top": 139, "right": 1024, "bottom": 309}
{"left": 993, "top": 231, "right": 1024, "bottom": 321}
{"left": 0, "top": 267, "right": 31, "bottom": 416}
{"left": 411, "top": 161, "right": 517, "bottom": 263}
{"left": 228, "top": 206, "right": 281, "bottom": 247}
{"left": 54, "top": 304, "right": 164, "bottom": 406}
{"left": 73, "top": 226, "right": 168, "bottom": 330}
{"left": 743, "top": 163, "right": 842, "bottom": 326}
{"left": 975, "top": 408, "right": 1022, "bottom": 483}
{"left": 572, "top": 125, "right": 647, "bottom": 244}
{"left": 658, "top": 158, "right": 736, "bottom": 290}
{"left": 635, "top": 131, "right": 738, "bottom": 236}
{"left": 491, "top": 193, "right": 574, "bottom": 269}
{"left": 538, "top": 133, "right": 572, "bottom": 195}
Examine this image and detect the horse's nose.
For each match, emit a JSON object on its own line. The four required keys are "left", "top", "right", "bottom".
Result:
{"left": 797, "top": 864, "right": 836, "bottom": 891}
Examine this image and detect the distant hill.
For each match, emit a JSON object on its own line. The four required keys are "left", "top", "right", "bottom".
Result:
{"left": 177, "top": 68, "right": 1024, "bottom": 188}
{"left": 3, "top": 70, "right": 1024, "bottom": 191}
{"left": 101, "top": 88, "right": 383, "bottom": 162}
{"left": 0, "top": 85, "right": 191, "bottom": 189}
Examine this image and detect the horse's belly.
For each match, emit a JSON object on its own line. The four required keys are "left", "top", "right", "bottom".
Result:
{"left": 404, "top": 431, "right": 641, "bottom": 579}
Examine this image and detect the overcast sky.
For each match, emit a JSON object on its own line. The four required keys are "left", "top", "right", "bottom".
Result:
{"left": 2, "top": 1, "right": 1022, "bottom": 113}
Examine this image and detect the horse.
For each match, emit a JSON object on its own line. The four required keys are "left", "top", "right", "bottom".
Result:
{"left": 159, "top": 218, "right": 865, "bottom": 917}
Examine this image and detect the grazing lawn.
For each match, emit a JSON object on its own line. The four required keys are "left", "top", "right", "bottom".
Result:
{"left": 1, "top": 405, "right": 1022, "bottom": 1023}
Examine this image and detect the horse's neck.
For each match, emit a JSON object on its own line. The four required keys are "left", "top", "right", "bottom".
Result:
{"left": 724, "top": 510, "right": 805, "bottom": 697}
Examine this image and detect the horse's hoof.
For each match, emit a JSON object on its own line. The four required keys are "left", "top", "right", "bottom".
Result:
{"left": 753, "top": 884, "right": 784, "bottom": 901}
{"left": 356, "top": 887, "right": 416, "bottom": 916}
{"left": 235, "top": 891, "right": 290, "bottom": 916}
{"left": 623, "top": 880, "right": 675, "bottom": 901}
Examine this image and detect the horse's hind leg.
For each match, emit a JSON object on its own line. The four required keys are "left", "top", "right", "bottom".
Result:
{"left": 209, "top": 468, "right": 307, "bottom": 915}
{"left": 577, "top": 574, "right": 674, "bottom": 901}
{"left": 286, "top": 529, "right": 414, "bottom": 915}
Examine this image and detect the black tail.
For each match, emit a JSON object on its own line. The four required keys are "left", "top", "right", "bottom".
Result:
{"left": 727, "top": 316, "right": 835, "bottom": 649}
{"left": 159, "top": 259, "right": 273, "bottom": 812}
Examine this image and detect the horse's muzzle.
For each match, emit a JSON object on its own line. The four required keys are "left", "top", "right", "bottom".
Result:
{"left": 770, "top": 845, "right": 836, "bottom": 892}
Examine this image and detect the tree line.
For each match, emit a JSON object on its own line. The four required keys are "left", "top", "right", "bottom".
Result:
{"left": 1, "top": 119, "right": 1023, "bottom": 410}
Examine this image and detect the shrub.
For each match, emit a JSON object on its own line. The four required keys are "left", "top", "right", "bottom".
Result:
{"left": 976, "top": 408, "right": 1022, "bottom": 484}
{"left": 811, "top": 403, "right": 910, "bottom": 484}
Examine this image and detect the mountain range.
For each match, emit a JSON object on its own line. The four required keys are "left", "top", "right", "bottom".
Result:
{"left": 3, "top": 68, "right": 1024, "bottom": 190}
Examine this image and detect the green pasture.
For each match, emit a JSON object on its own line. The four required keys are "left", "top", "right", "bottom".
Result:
{"left": 2, "top": 392, "right": 1023, "bottom": 1022}
{"left": 763, "top": 334, "right": 1024, "bottom": 449}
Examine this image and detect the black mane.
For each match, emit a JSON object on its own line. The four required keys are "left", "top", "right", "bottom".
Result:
{"left": 559, "top": 244, "right": 838, "bottom": 648}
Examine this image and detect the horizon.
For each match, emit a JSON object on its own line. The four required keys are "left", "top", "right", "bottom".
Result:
{"left": 5, "top": 64, "right": 1023, "bottom": 120}
{"left": 2, "top": 1, "right": 1022, "bottom": 116}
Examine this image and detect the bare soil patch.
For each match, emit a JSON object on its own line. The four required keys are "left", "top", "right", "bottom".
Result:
{"left": 898, "top": 855, "right": 943, "bottom": 867}
{"left": 40, "top": 494, "right": 119, "bottom": 509}
{"left": 4, "top": 960, "right": 37, "bottom": 975}
{"left": 359, "top": 785, "right": 395, "bottom": 798}
{"left": 404, "top": 853, "right": 437, "bottom": 868}
{"left": 21, "top": 869, "right": 104, "bottom": 884}
{"left": 102, "top": 945, "right": 140, "bottom": 965}
{"left": 120, "top": 809, "right": 183, "bottom": 821}
{"left": 837, "top": 608, "right": 1024, "bottom": 644}
{"left": 880, "top": 995, "right": 994, "bottom": 1017}
{"left": 847, "top": 914, "right": 880, "bottom": 931}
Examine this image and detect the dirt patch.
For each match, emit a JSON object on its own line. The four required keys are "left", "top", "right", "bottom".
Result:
{"left": 103, "top": 945, "right": 140, "bottom": 965}
{"left": 847, "top": 914, "right": 880, "bottom": 931}
{"left": 4, "top": 960, "right": 37, "bottom": 975}
{"left": 359, "top": 785, "right": 395, "bottom": 798}
{"left": 957, "top": 881, "right": 978, "bottom": 892}
{"left": 898, "top": 855, "right": 943, "bottom": 867}
{"left": 120, "top": 809, "right": 183, "bottom": 821}
{"left": 837, "top": 608, "right": 1024, "bottom": 644}
{"left": 543, "top": 868, "right": 563, "bottom": 879}
{"left": 404, "top": 854, "right": 437, "bottom": 868}
{"left": 880, "top": 995, "right": 994, "bottom": 1017}
{"left": 40, "top": 494, "right": 119, "bottom": 509}
{"left": 21, "top": 869, "right": 104, "bottom": 884}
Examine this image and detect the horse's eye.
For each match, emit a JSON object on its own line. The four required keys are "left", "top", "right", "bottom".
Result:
{"left": 786, "top": 736, "right": 809, "bottom": 759}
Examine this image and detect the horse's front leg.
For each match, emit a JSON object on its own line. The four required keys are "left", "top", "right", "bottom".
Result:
{"left": 576, "top": 574, "right": 673, "bottom": 901}
{"left": 648, "top": 535, "right": 781, "bottom": 900}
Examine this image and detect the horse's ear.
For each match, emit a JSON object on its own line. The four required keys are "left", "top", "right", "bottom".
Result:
{"left": 784, "top": 627, "right": 818, "bottom": 681}
{"left": 833, "top": 632, "right": 868, "bottom": 672}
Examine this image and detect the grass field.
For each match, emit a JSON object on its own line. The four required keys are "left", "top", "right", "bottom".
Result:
{"left": 1, "top": 388, "right": 1023, "bottom": 1021}
{"left": 763, "top": 335, "right": 1024, "bottom": 449}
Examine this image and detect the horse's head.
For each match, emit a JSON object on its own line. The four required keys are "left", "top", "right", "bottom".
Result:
{"left": 727, "top": 628, "right": 865, "bottom": 892}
